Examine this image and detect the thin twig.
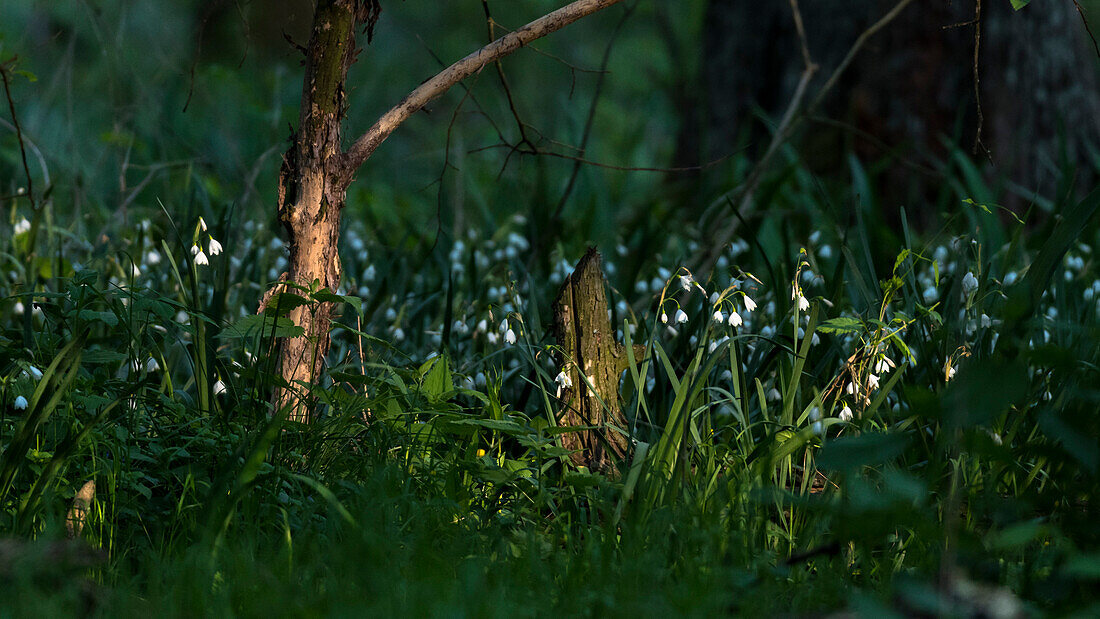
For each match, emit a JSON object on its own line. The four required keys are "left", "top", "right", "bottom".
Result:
{"left": 551, "top": 1, "right": 636, "bottom": 223}
{"left": 971, "top": 0, "right": 985, "bottom": 155}
{"left": 1072, "top": 0, "right": 1100, "bottom": 59}
{"left": 0, "top": 58, "right": 37, "bottom": 211}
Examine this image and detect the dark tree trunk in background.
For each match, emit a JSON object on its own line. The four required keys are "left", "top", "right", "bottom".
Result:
{"left": 702, "top": 0, "right": 1100, "bottom": 204}
{"left": 553, "top": 248, "right": 635, "bottom": 475}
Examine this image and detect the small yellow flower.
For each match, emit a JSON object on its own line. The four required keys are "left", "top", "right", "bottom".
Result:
{"left": 476, "top": 449, "right": 487, "bottom": 457}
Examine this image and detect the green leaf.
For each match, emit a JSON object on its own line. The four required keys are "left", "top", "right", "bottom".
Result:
{"left": 1010, "top": 0, "right": 1030, "bottom": 9}
{"left": 419, "top": 355, "right": 453, "bottom": 401}
{"left": 221, "top": 314, "right": 304, "bottom": 340}
{"left": 262, "top": 292, "right": 312, "bottom": 317}
{"left": 816, "top": 316, "right": 863, "bottom": 335}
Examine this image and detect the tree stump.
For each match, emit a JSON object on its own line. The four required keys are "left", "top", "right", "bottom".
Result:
{"left": 552, "top": 247, "right": 635, "bottom": 475}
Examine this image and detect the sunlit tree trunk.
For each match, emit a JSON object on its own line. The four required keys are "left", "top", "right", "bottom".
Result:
{"left": 266, "top": 0, "right": 626, "bottom": 422}
{"left": 269, "top": 0, "right": 376, "bottom": 421}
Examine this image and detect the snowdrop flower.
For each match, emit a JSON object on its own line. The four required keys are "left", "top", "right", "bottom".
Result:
{"left": 207, "top": 237, "right": 223, "bottom": 256}
{"left": 980, "top": 313, "right": 992, "bottom": 328}
{"left": 145, "top": 250, "right": 162, "bottom": 266}
{"left": 555, "top": 370, "right": 572, "bottom": 391}
{"left": 476, "top": 319, "right": 488, "bottom": 334}
{"left": 26, "top": 365, "right": 43, "bottom": 381}
{"left": 504, "top": 328, "right": 517, "bottom": 345}
{"left": 487, "top": 331, "right": 499, "bottom": 345}
{"left": 743, "top": 295, "right": 757, "bottom": 312}
{"left": 14, "top": 218, "right": 31, "bottom": 235}
{"left": 680, "top": 274, "right": 694, "bottom": 292}
{"left": 660, "top": 312, "right": 669, "bottom": 324}
{"left": 191, "top": 244, "right": 200, "bottom": 256}
{"left": 845, "top": 381, "right": 859, "bottom": 396}
{"left": 194, "top": 250, "right": 209, "bottom": 266}
{"left": 14, "top": 395, "right": 28, "bottom": 410}
{"left": 797, "top": 293, "right": 810, "bottom": 312}
{"left": 867, "top": 373, "right": 880, "bottom": 390}
{"left": 874, "top": 356, "right": 895, "bottom": 374}
{"left": 198, "top": 216, "right": 208, "bottom": 232}
{"left": 145, "top": 357, "right": 160, "bottom": 373}
{"left": 728, "top": 311, "right": 743, "bottom": 327}
{"left": 945, "top": 361, "right": 957, "bottom": 381}
{"left": 1004, "top": 271, "right": 1018, "bottom": 286}
{"left": 811, "top": 333, "right": 820, "bottom": 346}
{"left": 675, "top": 309, "right": 689, "bottom": 324}
{"left": 923, "top": 286, "right": 938, "bottom": 303}
{"left": 839, "top": 404, "right": 853, "bottom": 422}
{"left": 712, "top": 310, "right": 724, "bottom": 324}
{"left": 766, "top": 387, "right": 782, "bottom": 402}
{"left": 499, "top": 318, "right": 510, "bottom": 333}
{"left": 962, "top": 271, "right": 979, "bottom": 295}
{"left": 709, "top": 292, "right": 720, "bottom": 305}
{"left": 213, "top": 380, "right": 227, "bottom": 395}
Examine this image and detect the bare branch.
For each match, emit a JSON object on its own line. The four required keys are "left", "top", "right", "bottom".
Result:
{"left": 338, "top": 0, "right": 626, "bottom": 188}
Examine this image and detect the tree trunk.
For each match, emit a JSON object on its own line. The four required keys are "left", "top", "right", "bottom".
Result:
{"left": 701, "top": 0, "right": 1100, "bottom": 205}
{"left": 552, "top": 247, "right": 635, "bottom": 475}
{"left": 264, "top": 0, "right": 624, "bottom": 421}
{"left": 269, "top": 0, "right": 376, "bottom": 422}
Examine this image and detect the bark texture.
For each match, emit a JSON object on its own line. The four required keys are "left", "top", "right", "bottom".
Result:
{"left": 272, "top": 0, "right": 376, "bottom": 421}
{"left": 702, "top": 0, "right": 1100, "bottom": 203}
{"left": 552, "top": 248, "right": 633, "bottom": 474}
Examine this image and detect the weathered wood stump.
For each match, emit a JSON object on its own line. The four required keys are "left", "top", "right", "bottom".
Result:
{"left": 552, "top": 247, "right": 636, "bottom": 475}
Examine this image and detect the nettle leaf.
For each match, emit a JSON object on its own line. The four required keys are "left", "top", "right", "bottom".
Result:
{"left": 263, "top": 292, "right": 312, "bottom": 317}
{"left": 1010, "top": 0, "right": 1030, "bottom": 9}
{"left": 816, "top": 316, "right": 863, "bottom": 334}
{"left": 221, "top": 314, "right": 304, "bottom": 340}
{"left": 419, "top": 355, "right": 453, "bottom": 401}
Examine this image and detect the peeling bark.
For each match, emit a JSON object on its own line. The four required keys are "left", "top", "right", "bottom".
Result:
{"left": 552, "top": 247, "right": 637, "bottom": 475}
{"left": 271, "top": 0, "right": 370, "bottom": 421}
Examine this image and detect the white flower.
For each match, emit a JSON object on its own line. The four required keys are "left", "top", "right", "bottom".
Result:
{"left": 797, "top": 294, "right": 810, "bottom": 312}
{"left": 875, "top": 356, "right": 894, "bottom": 374}
{"left": 811, "top": 333, "right": 820, "bottom": 346}
{"left": 709, "top": 292, "right": 720, "bottom": 305}
{"left": 675, "top": 309, "right": 688, "bottom": 324}
{"left": 14, "top": 395, "right": 28, "bottom": 410}
{"left": 728, "top": 311, "right": 743, "bottom": 327}
{"left": 504, "top": 328, "right": 517, "bottom": 345}
{"left": 190, "top": 244, "right": 200, "bottom": 256}
{"left": 207, "top": 237, "right": 223, "bottom": 256}
{"left": 26, "top": 365, "right": 43, "bottom": 381}
{"left": 198, "top": 216, "right": 208, "bottom": 232}
{"left": 487, "top": 331, "right": 498, "bottom": 345}
{"left": 712, "top": 310, "right": 724, "bottom": 324}
{"left": 945, "top": 361, "right": 957, "bottom": 381}
{"left": 393, "top": 327, "right": 406, "bottom": 342}
{"left": 476, "top": 319, "right": 488, "bottom": 333}
{"left": 839, "top": 405, "right": 853, "bottom": 421}
{"left": 845, "top": 382, "right": 859, "bottom": 395}
{"left": 743, "top": 295, "right": 757, "bottom": 312}
{"left": 660, "top": 312, "right": 669, "bottom": 324}
{"left": 962, "top": 271, "right": 979, "bottom": 295}
{"left": 980, "top": 313, "right": 992, "bottom": 328}
{"left": 867, "top": 373, "right": 880, "bottom": 390}
{"left": 145, "top": 357, "right": 160, "bottom": 373}
{"left": 499, "top": 319, "right": 509, "bottom": 333}
{"left": 680, "top": 274, "right": 694, "bottom": 292}
{"left": 923, "top": 286, "right": 939, "bottom": 303}
{"left": 365, "top": 265, "right": 376, "bottom": 281}
{"left": 194, "top": 250, "right": 209, "bottom": 266}
{"left": 554, "top": 371, "right": 572, "bottom": 390}
{"left": 14, "top": 218, "right": 31, "bottom": 235}
{"left": 146, "top": 250, "right": 162, "bottom": 265}
{"left": 213, "top": 380, "right": 227, "bottom": 395}
{"left": 766, "top": 388, "right": 782, "bottom": 402}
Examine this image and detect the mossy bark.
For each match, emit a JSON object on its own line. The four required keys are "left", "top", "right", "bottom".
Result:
{"left": 552, "top": 247, "right": 635, "bottom": 475}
